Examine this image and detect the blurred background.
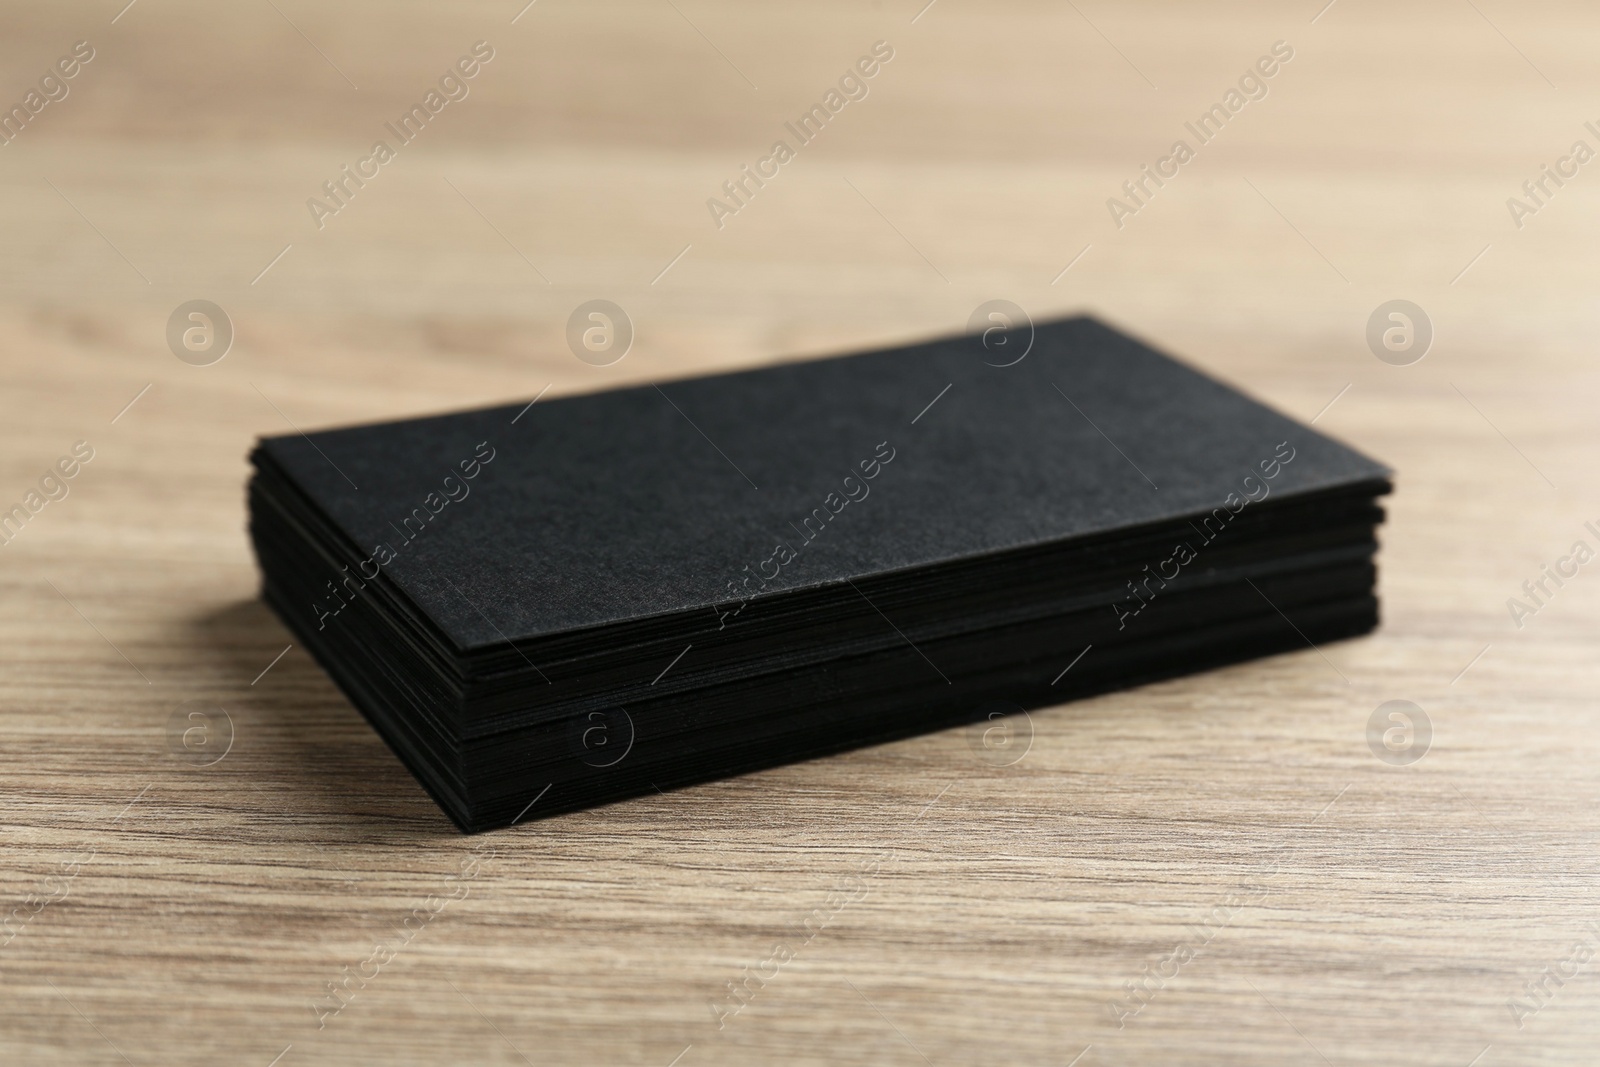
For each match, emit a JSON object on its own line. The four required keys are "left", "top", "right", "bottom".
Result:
{"left": 3, "top": 2, "right": 1599, "bottom": 1064}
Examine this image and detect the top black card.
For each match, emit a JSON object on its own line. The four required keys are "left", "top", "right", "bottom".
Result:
{"left": 254, "top": 316, "right": 1389, "bottom": 650}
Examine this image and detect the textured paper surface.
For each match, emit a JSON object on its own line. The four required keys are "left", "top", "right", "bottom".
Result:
{"left": 257, "top": 316, "right": 1389, "bottom": 649}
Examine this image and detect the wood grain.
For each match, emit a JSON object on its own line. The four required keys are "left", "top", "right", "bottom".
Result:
{"left": 2, "top": 1, "right": 1598, "bottom": 1063}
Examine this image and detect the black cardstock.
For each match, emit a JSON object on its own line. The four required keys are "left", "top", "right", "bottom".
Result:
{"left": 249, "top": 316, "right": 1391, "bottom": 830}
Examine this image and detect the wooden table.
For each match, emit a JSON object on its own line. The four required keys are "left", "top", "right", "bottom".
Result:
{"left": 3, "top": 1, "right": 1597, "bottom": 1063}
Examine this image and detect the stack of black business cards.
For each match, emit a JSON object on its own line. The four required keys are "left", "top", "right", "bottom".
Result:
{"left": 249, "top": 316, "right": 1390, "bottom": 832}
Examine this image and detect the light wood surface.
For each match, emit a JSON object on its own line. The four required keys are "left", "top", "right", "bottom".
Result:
{"left": 4, "top": 1, "right": 1599, "bottom": 1063}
